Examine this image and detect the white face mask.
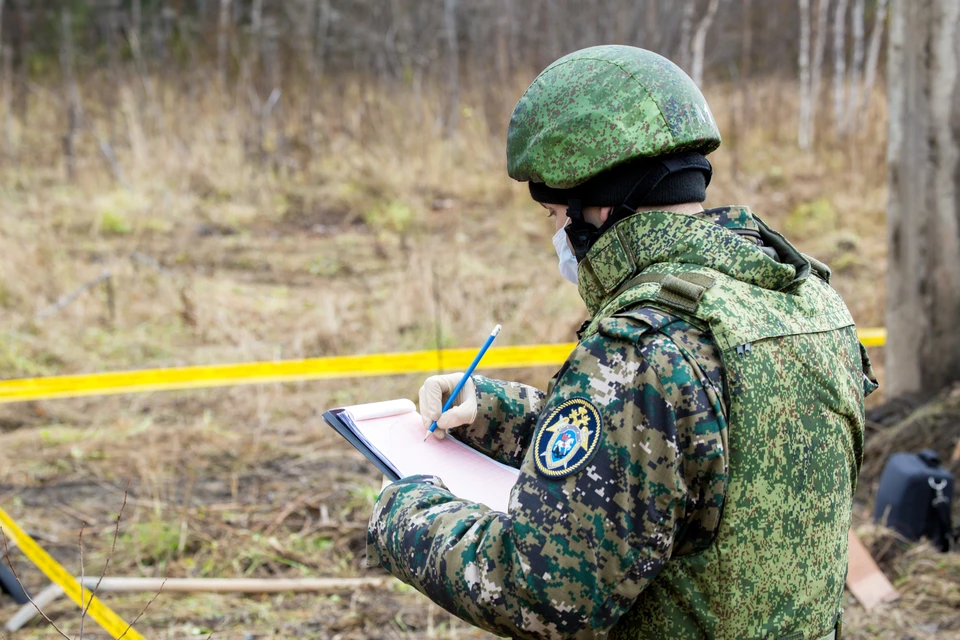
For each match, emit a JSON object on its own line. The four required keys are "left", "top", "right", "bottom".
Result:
{"left": 552, "top": 225, "right": 579, "bottom": 285}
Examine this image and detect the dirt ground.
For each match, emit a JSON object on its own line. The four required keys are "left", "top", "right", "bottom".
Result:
{"left": 0, "top": 79, "right": 956, "bottom": 638}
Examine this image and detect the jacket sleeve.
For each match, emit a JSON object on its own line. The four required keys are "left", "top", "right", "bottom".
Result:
{"left": 366, "top": 325, "right": 728, "bottom": 639}
{"left": 449, "top": 375, "right": 547, "bottom": 469}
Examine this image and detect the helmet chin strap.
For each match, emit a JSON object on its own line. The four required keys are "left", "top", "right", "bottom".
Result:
{"left": 563, "top": 199, "right": 594, "bottom": 262}
{"left": 564, "top": 161, "right": 671, "bottom": 261}
{"left": 563, "top": 152, "right": 712, "bottom": 262}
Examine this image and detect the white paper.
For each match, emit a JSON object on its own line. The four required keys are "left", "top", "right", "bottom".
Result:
{"left": 344, "top": 401, "right": 519, "bottom": 513}
{"left": 348, "top": 399, "right": 416, "bottom": 421}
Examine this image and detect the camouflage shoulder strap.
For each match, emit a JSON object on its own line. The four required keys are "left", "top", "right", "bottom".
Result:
{"left": 580, "top": 266, "right": 718, "bottom": 340}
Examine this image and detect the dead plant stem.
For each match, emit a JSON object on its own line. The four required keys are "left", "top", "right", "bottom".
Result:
{"left": 116, "top": 578, "right": 165, "bottom": 640}
{"left": 79, "top": 489, "right": 128, "bottom": 627}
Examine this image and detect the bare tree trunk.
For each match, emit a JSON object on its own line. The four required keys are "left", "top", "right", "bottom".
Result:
{"left": 152, "top": 0, "right": 174, "bottom": 64}
{"left": 679, "top": 1, "right": 695, "bottom": 72}
{"left": 798, "top": 0, "right": 813, "bottom": 149}
{"left": 240, "top": 0, "right": 263, "bottom": 161}
{"left": 886, "top": 0, "right": 960, "bottom": 396}
{"left": 59, "top": 8, "right": 80, "bottom": 182}
{"left": 846, "top": 0, "right": 865, "bottom": 132}
{"left": 307, "top": 0, "right": 330, "bottom": 154}
{"left": 646, "top": 0, "right": 661, "bottom": 52}
{"left": 217, "top": 0, "right": 232, "bottom": 93}
{"left": 730, "top": 0, "right": 754, "bottom": 179}
{"left": 808, "top": 0, "right": 831, "bottom": 146}
{"left": 691, "top": 0, "right": 722, "bottom": 87}
{"left": 543, "top": 0, "right": 558, "bottom": 67}
{"left": 443, "top": 0, "right": 460, "bottom": 138}
{"left": 0, "top": 0, "right": 7, "bottom": 164}
{"left": 104, "top": 0, "right": 122, "bottom": 145}
{"left": 132, "top": 0, "right": 142, "bottom": 46}
{"left": 251, "top": 0, "right": 263, "bottom": 79}
{"left": 740, "top": 0, "right": 753, "bottom": 121}
{"left": 314, "top": 0, "right": 330, "bottom": 78}
{"left": 495, "top": 0, "right": 513, "bottom": 83}
{"left": 301, "top": 0, "right": 325, "bottom": 159}
{"left": 1, "top": 46, "right": 11, "bottom": 163}
{"left": 261, "top": 15, "right": 283, "bottom": 169}
{"left": 859, "top": 0, "right": 890, "bottom": 128}
{"left": 833, "top": 0, "right": 849, "bottom": 134}
{"left": 11, "top": 0, "right": 29, "bottom": 122}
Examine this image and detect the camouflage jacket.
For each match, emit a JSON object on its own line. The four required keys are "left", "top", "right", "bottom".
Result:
{"left": 367, "top": 209, "right": 745, "bottom": 639}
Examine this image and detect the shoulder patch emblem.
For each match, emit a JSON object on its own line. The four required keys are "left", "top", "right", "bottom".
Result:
{"left": 534, "top": 398, "right": 603, "bottom": 479}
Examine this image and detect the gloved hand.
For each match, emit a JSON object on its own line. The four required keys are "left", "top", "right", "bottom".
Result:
{"left": 418, "top": 372, "right": 478, "bottom": 439}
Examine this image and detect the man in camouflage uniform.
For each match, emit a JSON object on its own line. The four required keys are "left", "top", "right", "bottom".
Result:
{"left": 367, "top": 46, "right": 877, "bottom": 639}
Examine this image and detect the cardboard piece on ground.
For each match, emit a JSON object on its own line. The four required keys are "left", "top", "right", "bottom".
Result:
{"left": 846, "top": 529, "right": 900, "bottom": 611}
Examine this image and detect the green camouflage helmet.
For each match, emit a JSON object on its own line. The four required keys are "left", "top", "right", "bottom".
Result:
{"left": 507, "top": 45, "right": 722, "bottom": 189}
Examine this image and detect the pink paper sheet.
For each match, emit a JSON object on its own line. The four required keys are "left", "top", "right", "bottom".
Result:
{"left": 347, "top": 404, "right": 519, "bottom": 513}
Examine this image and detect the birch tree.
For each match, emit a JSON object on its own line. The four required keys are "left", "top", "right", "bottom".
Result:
{"left": 886, "top": 0, "right": 960, "bottom": 396}
{"left": 679, "top": 1, "right": 695, "bottom": 72}
{"left": 845, "top": 0, "right": 865, "bottom": 132}
{"left": 798, "top": 0, "right": 813, "bottom": 148}
{"left": 0, "top": 0, "right": 9, "bottom": 163}
{"left": 808, "top": 0, "right": 831, "bottom": 145}
{"left": 131, "top": 0, "right": 142, "bottom": 47}
{"left": 691, "top": 0, "right": 722, "bottom": 87}
{"left": 60, "top": 8, "right": 80, "bottom": 181}
{"left": 740, "top": 0, "right": 753, "bottom": 125}
{"left": 833, "top": 0, "right": 849, "bottom": 134}
{"left": 859, "top": 0, "right": 890, "bottom": 128}
{"left": 443, "top": 0, "right": 460, "bottom": 138}
{"left": 646, "top": 0, "right": 661, "bottom": 53}
{"left": 217, "top": 0, "right": 232, "bottom": 92}
{"left": 797, "top": 0, "right": 831, "bottom": 149}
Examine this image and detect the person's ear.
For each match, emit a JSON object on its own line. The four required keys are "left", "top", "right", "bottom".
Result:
{"left": 599, "top": 206, "right": 613, "bottom": 225}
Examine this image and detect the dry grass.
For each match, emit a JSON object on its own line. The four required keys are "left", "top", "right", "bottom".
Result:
{"left": 0, "top": 70, "right": 931, "bottom": 637}
{"left": 844, "top": 524, "right": 960, "bottom": 639}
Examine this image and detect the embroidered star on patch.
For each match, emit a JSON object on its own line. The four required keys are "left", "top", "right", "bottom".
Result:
{"left": 534, "top": 398, "right": 603, "bottom": 478}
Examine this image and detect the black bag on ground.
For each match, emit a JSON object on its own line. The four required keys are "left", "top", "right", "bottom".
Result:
{"left": 874, "top": 449, "right": 954, "bottom": 552}
{"left": 0, "top": 563, "right": 29, "bottom": 604}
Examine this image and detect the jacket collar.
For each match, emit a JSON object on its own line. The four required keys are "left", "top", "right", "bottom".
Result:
{"left": 576, "top": 206, "right": 811, "bottom": 316}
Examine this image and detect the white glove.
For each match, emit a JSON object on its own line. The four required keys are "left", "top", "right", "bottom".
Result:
{"left": 418, "top": 372, "right": 478, "bottom": 439}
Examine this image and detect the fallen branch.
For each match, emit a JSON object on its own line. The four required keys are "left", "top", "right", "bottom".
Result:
{"left": 5, "top": 576, "right": 392, "bottom": 632}
{"left": 80, "top": 490, "right": 127, "bottom": 637}
{"left": 129, "top": 251, "right": 176, "bottom": 278}
{"left": 35, "top": 271, "right": 112, "bottom": 322}
{"left": 117, "top": 577, "right": 165, "bottom": 640}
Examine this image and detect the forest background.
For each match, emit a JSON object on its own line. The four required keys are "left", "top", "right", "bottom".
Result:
{"left": 0, "top": 1, "right": 955, "bottom": 639}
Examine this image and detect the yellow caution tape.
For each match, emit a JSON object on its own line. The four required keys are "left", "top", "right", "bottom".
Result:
{"left": 857, "top": 328, "right": 887, "bottom": 348}
{"left": 0, "top": 506, "right": 144, "bottom": 640}
{"left": 0, "top": 330, "right": 886, "bottom": 404}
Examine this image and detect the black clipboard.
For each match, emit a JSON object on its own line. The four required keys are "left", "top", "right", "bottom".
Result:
{"left": 322, "top": 409, "right": 402, "bottom": 481}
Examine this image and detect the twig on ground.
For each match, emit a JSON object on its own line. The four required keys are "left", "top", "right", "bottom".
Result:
{"left": 35, "top": 272, "right": 113, "bottom": 321}
{"left": 116, "top": 578, "right": 166, "bottom": 640}
{"left": 129, "top": 251, "right": 177, "bottom": 278}
{"left": 54, "top": 503, "right": 100, "bottom": 528}
{"left": 0, "top": 528, "right": 70, "bottom": 639}
{"left": 78, "top": 522, "right": 85, "bottom": 640}
{"left": 79, "top": 489, "right": 128, "bottom": 629}
{"left": 262, "top": 490, "right": 333, "bottom": 536}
